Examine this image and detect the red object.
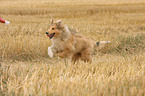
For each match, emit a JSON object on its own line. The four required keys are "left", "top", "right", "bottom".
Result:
{"left": 0, "top": 17, "right": 5, "bottom": 23}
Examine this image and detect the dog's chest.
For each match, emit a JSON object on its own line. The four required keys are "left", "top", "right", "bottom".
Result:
{"left": 51, "top": 38, "right": 64, "bottom": 52}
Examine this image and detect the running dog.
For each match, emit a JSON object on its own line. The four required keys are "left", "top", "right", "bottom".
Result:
{"left": 46, "top": 19, "right": 110, "bottom": 63}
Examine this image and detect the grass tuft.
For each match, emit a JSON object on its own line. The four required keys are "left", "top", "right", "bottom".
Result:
{"left": 115, "top": 34, "right": 145, "bottom": 55}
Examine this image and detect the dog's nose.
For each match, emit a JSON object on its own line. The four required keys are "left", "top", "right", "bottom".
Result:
{"left": 46, "top": 32, "right": 49, "bottom": 35}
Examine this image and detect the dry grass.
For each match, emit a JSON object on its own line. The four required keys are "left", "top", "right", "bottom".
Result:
{"left": 0, "top": 0, "right": 145, "bottom": 95}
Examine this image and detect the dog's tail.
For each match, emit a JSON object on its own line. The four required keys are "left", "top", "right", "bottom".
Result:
{"left": 95, "top": 41, "right": 110, "bottom": 49}
{"left": 96, "top": 41, "right": 110, "bottom": 46}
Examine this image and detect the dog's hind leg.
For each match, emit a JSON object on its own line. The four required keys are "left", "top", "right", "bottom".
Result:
{"left": 81, "top": 54, "right": 92, "bottom": 63}
{"left": 80, "top": 49, "right": 92, "bottom": 63}
{"left": 71, "top": 53, "right": 81, "bottom": 64}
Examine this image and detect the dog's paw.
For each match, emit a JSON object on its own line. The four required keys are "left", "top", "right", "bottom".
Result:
{"left": 48, "top": 47, "right": 53, "bottom": 58}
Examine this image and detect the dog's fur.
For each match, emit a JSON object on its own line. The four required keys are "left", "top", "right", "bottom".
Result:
{"left": 46, "top": 19, "right": 110, "bottom": 63}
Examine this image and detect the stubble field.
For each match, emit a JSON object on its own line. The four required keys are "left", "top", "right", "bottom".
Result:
{"left": 0, "top": 0, "right": 145, "bottom": 95}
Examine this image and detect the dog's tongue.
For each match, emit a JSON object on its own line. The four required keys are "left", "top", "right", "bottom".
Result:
{"left": 47, "top": 33, "right": 55, "bottom": 39}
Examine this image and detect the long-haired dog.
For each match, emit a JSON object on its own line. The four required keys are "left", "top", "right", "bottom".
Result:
{"left": 46, "top": 19, "right": 110, "bottom": 63}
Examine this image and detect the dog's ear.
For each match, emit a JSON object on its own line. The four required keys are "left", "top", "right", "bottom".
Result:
{"left": 55, "top": 20, "right": 63, "bottom": 27}
{"left": 50, "top": 19, "right": 53, "bottom": 24}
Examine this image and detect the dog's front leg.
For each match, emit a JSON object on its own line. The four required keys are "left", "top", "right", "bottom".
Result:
{"left": 48, "top": 46, "right": 54, "bottom": 58}
{"left": 48, "top": 46, "right": 58, "bottom": 58}
{"left": 57, "top": 49, "right": 71, "bottom": 58}
{"left": 58, "top": 44, "right": 75, "bottom": 58}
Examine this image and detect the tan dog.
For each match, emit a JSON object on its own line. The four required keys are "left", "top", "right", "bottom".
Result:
{"left": 46, "top": 19, "right": 110, "bottom": 63}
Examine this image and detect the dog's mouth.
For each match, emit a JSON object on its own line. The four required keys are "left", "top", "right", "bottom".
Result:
{"left": 46, "top": 32, "right": 55, "bottom": 39}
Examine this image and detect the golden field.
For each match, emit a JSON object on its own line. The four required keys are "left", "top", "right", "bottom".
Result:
{"left": 0, "top": 0, "right": 145, "bottom": 95}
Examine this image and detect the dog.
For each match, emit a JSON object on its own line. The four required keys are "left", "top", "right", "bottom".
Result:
{"left": 46, "top": 19, "right": 110, "bottom": 63}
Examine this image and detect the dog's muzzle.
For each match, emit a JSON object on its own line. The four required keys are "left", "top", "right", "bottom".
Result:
{"left": 46, "top": 32, "right": 55, "bottom": 39}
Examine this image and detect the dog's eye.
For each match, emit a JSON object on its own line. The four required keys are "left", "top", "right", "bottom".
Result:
{"left": 52, "top": 28, "right": 55, "bottom": 30}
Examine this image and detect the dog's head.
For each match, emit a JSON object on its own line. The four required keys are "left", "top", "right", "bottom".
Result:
{"left": 46, "top": 19, "right": 64, "bottom": 39}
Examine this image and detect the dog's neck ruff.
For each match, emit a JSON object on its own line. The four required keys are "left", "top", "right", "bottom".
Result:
{"left": 55, "top": 25, "right": 71, "bottom": 41}
{"left": 51, "top": 25, "right": 71, "bottom": 49}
